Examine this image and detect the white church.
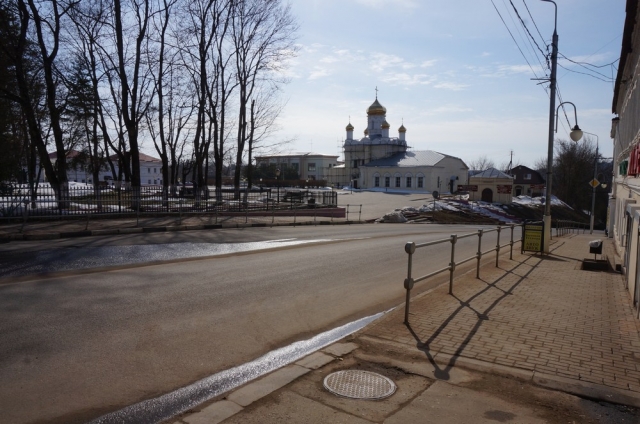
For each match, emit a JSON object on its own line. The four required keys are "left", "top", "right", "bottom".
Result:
{"left": 328, "top": 96, "right": 469, "bottom": 193}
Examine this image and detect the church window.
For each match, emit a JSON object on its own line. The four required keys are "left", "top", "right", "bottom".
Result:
{"left": 395, "top": 177, "right": 401, "bottom": 187}
{"left": 418, "top": 177, "right": 424, "bottom": 188}
{"left": 385, "top": 177, "right": 390, "bottom": 187}
{"left": 308, "top": 163, "right": 316, "bottom": 172}
{"left": 374, "top": 176, "right": 380, "bottom": 187}
{"left": 406, "top": 177, "right": 412, "bottom": 188}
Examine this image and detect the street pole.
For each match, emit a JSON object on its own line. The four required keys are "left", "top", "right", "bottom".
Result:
{"left": 590, "top": 141, "right": 599, "bottom": 234}
{"left": 542, "top": 0, "right": 558, "bottom": 254}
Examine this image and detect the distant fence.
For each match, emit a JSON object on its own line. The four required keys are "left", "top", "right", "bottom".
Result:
{"left": 555, "top": 220, "right": 587, "bottom": 236}
{"left": 0, "top": 184, "right": 338, "bottom": 221}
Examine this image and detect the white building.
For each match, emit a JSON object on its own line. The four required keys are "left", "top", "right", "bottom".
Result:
{"left": 610, "top": 0, "right": 640, "bottom": 317}
{"left": 45, "top": 150, "right": 164, "bottom": 185}
{"left": 329, "top": 97, "right": 468, "bottom": 191}
{"left": 254, "top": 153, "right": 340, "bottom": 181}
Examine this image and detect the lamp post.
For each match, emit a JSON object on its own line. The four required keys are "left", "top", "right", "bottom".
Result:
{"left": 543, "top": 99, "right": 583, "bottom": 252}
{"left": 275, "top": 168, "right": 280, "bottom": 203}
{"left": 583, "top": 132, "right": 599, "bottom": 234}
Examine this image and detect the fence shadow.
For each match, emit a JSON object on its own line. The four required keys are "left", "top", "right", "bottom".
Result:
{"left": 404, "top": 252, "right": 544, "bottom": 381}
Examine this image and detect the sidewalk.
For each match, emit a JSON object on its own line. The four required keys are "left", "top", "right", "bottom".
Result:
{"left": 173, "top": 233, "right": 640, "bottom": 423}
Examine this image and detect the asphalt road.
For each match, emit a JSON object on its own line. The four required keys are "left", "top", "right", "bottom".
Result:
{"left": 0, "top": 224, "right": 509, "bottom": 423}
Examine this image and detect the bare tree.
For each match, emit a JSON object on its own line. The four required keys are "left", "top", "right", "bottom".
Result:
{"left": 467, "top": 155, "right": 496, "bottom": 171}
{"left": 230, "top": 0, "right": 297, "bottom": 195}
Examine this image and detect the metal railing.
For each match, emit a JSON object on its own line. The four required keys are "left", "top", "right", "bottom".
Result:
{"left": 555, "top": 220, "right": 587, "bottom": 236}
{"left": 0, "top": 184, "right": 338, "bottom": 222}
{"left": 403, "top": 224, "right": 523, "bottom": 324}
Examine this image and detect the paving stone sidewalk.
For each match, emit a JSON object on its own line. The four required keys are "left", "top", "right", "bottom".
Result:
{"left": 363, "top": 233, "right": 640, "bottom": 393}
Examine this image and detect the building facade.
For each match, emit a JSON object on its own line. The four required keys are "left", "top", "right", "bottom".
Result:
{"left": 468, "top": 168, "right": 514, "bottom": 203}
{"left": 507, "top": 165, "right": 545, "bottom": 197}
{"left": 254, "top": 153, "right": 340, "bottom": 181}
{"left": 611, "top": 0, "right": 640, "bottom": 316}
{"left": 45, "top": 150, "right": 164, "bottom": 185}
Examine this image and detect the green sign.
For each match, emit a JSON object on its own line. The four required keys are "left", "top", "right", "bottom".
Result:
{"left": 522, "top": 221, "right": 544, "bottom": 253}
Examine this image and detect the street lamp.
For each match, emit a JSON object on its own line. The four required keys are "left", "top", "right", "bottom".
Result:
{"left": 275, "top": 168, "right": 280, "bottom": 203}
{"left": 543, "top": 97, "right": 583, "bottom": 252}
{"left": 583, "top": 131, "right": 599, "bottom": 234}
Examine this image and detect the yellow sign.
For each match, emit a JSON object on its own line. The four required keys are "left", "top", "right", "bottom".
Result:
{"left": 523, "top": 223, "right": 543, "bottom": 252}
{"left": 589, "top": 179, "right": 600, "bottom": 188}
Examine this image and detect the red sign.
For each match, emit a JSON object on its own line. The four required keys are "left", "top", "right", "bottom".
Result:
{"left": 629, "top": 144, "right": 640, "bottom": 176}
{"left": 497, "top": 185, "right": 513, "bottom": 194}
{"left": 457, "top": 185, "right": 478, "bottom": 192}
{"left": 530, "top": 184, "right": 545, "bottom": 190}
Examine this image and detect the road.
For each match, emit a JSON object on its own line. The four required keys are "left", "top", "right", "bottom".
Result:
{"left": 0, "top": 223, "right": 512, "bottom": 423}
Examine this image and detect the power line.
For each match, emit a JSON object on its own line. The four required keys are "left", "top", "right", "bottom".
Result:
{"left": 558, "top": 52, "right": 615, "bottom": 80}
{"left": 491, "top": 0, "right": 542, "bottom": 81}
{"left": 501, "top": 0, "right": 546, "bottom": 74}
{"left": 508, "top": 0, "right": 548, "bottom": 64}
{"left": 557, "top": 62, "right": 614, "bottom": 83}
{"left": 521, "top": 0, "right": 547, "bottom": 49}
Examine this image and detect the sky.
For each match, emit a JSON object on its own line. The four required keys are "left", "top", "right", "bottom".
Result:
{"left": 270, "top": 0, "right": 626, "bottom": 169}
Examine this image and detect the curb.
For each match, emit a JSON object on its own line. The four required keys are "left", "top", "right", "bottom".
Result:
{"left": 0, "top": 220, "right": 366, "bottom": 242}
{"left": 172, "top": 343, "right": 359, "bottom": 424}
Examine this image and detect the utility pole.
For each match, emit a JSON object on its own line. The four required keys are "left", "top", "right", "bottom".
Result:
{"left": 542, "top": 0, "right": 558, "bottom": 254}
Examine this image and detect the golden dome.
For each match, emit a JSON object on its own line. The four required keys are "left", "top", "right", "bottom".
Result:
{"left": 381, "top": 120, "right": 390, "bottom": 129}
{"left": 346, "top": 122, "right": 354, "bottom": 131}
{"left": 398, "top": 124, "right": 406, "bottom": 133}
{"left": 366, "top": 98, "right": 386, "bottom": 115}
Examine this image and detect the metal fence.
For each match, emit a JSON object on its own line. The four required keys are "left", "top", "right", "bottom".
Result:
{"left": 0, "top": 184, "right": 338, "bottom": 221}
{"left": 555, "top": 220, "right": 587, "bottom": 236}
{"left": 402, "top": 224, "right": 524, "bottom": 324}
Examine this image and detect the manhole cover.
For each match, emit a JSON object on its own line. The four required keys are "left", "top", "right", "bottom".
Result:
{"left": 323, "top": 370, "right": 396, "bottom": 400}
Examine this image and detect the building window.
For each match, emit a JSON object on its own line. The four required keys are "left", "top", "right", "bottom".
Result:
{"left": 148, "top": 168, "right": 150, "bottom": 173}
{"left": 385, "top": 177, "right": 390, "bottom": 187}
{"left": 353, "top": 160, "right": 358, "bottom": 168}
{"left": 395, "top": 177, "right": 401, "bottom": 187}
{"left": 524, "top": 174, "right": 531, "bottom": 180}
{"left": 406, "top": 177, "right": 412, "bottom": 188}
{"left": 148, "top": 179, "right": 151, "bottom": 184}
{"left": 418, "top": 177, "right": 424, "bottom": 188}
{"left": 154, "top": 168, "right": 157, "bottom": 173}
{"left": 308, "top": 163, "right": 316, "bottom": 172}
{"left": 374, "top": 176, "right": 380, "bottom": 187}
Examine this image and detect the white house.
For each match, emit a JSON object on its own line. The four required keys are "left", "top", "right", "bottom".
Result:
{"left": 45, "top": 150, "right": 164, "bottom": 185}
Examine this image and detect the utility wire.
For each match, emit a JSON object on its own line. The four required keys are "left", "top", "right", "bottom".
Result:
{"left": 558, "top": 53, "right": 615, "bottom": 80}
{"left": 491, "top": 0, "right": 542, "bottom": 81}
{"left": 501, "top": 0, "right": 547, "bottom": 74}
{"left": 508, "top": 0, "right": 548, "bottom": 63}
{"left": 557, "top": 62, "right": 614, "bottom": 82}
{"left": 522, "top": 0, "right": 547, "bottom": 48}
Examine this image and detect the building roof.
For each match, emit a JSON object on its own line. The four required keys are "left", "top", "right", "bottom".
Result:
{"left": 367, "top": 98, "right": 386, "bottom": 115}
{"left": 362, "top": 150, "right": 463, "bottom": 168}
{"left": 48, "top": 149, "right": 83, "bottom": 159}
{"left": 470, "top": 168, "right": 513, "bottom": 179}
{"left": 255, "top": 152, "right": 339, "bottom": 159}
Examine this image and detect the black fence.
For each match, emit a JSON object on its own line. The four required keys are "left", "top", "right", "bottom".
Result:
{"left": 0, "top": 184, "right": 338, "bottom": 220}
